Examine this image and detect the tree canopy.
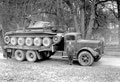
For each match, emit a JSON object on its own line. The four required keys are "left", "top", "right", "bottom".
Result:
{"left": 0, "top": 0, "right": 119, "bottom": 39}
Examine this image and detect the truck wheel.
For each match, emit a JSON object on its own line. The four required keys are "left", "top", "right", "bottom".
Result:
{"left": 15, "top": 50, "right": 26, "bottom": 61}
{"left": 94, "top": 56, "right": 101, "bottom": 62}
{"left": 78, "top": 51, "right": 94, "bottom": 66}
{"left": 26, "top": 51, "right": 37, "bottom": 62}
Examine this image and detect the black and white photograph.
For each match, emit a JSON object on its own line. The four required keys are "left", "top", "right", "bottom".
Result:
{"left": 0, "top": 0, "right": 120, "bottom": 82}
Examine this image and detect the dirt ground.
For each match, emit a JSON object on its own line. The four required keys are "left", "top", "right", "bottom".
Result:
{"left": 0, "top": 53, "right": 120, "bottom": 82}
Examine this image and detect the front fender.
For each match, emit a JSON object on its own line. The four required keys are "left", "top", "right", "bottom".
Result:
{"left": 77, "top": 47, "right": 98, "bottom": 57}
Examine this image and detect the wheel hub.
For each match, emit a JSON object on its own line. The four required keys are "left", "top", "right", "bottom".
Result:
{"left": 30, "top": 53, "right": 34, "bottom": 58}
{"left": 18, "top": 52, "right": 22, "bottom": 58}
{"left": 82, "top": 55, "right": 89, "bottom": 63}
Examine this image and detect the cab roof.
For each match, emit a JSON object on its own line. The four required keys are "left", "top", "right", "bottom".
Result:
{"left": 65, "top": 32, "right": 81, "bottom": 36}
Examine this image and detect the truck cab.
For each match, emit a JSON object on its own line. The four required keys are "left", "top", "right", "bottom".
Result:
{"left": 63, "top": 32, "right": 104, "bottom": 66}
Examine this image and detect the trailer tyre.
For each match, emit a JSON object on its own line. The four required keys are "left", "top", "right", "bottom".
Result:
{"left": 78, "top": 51, "right": 94, "bottom": 66}
{"left": 15, "top": 50, "right": 26, "bottom": 61}
{"left": 26, "top": 51, "right": 37, "bottom": 62}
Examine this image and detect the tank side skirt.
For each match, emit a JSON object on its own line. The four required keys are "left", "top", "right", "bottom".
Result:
{"left": 6, "top": 32, "right": 57, "bottom": 36}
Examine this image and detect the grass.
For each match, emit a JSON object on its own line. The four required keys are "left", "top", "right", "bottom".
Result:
{"left": 0, "top": 56, "right": 120, "bottom": 82}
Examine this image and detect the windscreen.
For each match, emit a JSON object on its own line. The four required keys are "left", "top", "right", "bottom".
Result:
{"left": 66, "top": 35, "right": 75, "bottom": 41}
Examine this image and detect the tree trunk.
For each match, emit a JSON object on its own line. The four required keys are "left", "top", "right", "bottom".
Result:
{"left": 85, "top": 13, "right": 95, "bottom": 39}
{"left": 117, "top": 0, "right": 120, "bottom": 46}
{"left": 0, "top": 24, "right": 5, "bottom": 47}
{"left": 0, "top": 24, "right": 6, "bottom": 57}
{"left": 73, "top": 15, "right": 79, "bottom": 32}
{"left": 80, "top": 9, "right": 85, "bottom": 39}
{"left": 85, "top": 0, "right": 95, "bottom": 39}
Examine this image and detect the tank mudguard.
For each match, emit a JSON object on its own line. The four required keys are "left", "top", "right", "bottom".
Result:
{"left": 77, "top": 47, "right": 98, "bottom": 57}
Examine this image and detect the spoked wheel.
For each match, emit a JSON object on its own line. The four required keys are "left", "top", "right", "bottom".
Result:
{"left": 78, "top": 51, "right": 94, "bottom": 66}
{"left": 26, "top": 50, "right": 37, "bottom": 62}
{"left": 15, "top": 50, "right": 26, "bottom": 61}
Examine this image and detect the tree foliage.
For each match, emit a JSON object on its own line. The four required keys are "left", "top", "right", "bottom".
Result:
{"left": 0, "top": 0, "right": 118, "bottom": 39}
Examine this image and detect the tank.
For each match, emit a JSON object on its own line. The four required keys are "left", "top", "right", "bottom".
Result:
{"left": 3, "top": 24, "right": 63, "bottom": 62}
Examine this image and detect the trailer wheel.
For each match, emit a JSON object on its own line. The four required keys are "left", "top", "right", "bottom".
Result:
{"left": 26, "top": 50, "right": 37, "bottom": 62}
{"left": 15, "top": 50, "right": 26, "bottom": 61}
{"left": 78, "top": 51, "right": 94, "bottom": 66}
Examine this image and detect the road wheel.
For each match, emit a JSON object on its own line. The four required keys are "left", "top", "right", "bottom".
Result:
{"left": 11, "top": 37, "right": 17, "bottom": 45}
{"left": 25, "top": 37, "right": 33, "bottom": 46}
{"left": 18, "top": 37, "right": 25, "bottom": 46}
{"left": 15, "top": 50, "right": 26, "bottom": 61}
{"left": 78, "top": 51, "right": 94, "bottom": 66}
{"left": 94, "top": 56, "right": 101, "bottom": 62}
{"left": 26, "top": 50, "right": 37, "bottom": 62}
{"left": 42, "top": 37, "right": 52, "bottom": 47}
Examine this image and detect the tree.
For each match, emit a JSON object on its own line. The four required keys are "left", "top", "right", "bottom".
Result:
{"left": 0, "top": 0, "right": 118, "bottom": 39}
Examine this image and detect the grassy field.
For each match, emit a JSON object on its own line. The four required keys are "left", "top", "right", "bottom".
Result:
{"left": 0, "top": 56, "right": 120, "bottom": 82}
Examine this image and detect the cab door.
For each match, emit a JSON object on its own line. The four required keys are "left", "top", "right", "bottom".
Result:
{"left": 63, "top": 34, "right": 77, "bottom": 57}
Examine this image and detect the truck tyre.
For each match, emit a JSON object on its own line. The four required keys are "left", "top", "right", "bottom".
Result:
{"left": 26, "top": 50, "right": 37, "bottom": 62}
{"left": 94, "top": 56, "right": 101, "bottom": 62}
{"left": 15, "top": 50, "right": 26, "bottom": 61}
{"left": 78, "top": 51, "right": 94, "bottom": 66}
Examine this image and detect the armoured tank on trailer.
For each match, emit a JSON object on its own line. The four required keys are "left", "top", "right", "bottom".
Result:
{"left": 3, "top": 22, "right": 63, "bottom": 62}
